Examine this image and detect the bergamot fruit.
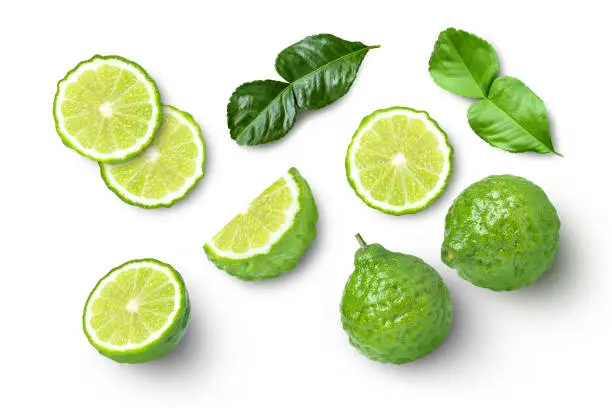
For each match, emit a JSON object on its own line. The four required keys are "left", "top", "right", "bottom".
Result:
{"left": 442, "top": 175, "right": 560, "bottom": 291}
{"left": 346, "top": 107, "right": 453, "bottom": 215}
{"left": 83, "top": 259, "right": 190, "bottom": 363}
{"left": 54, "top": 55, "right": 161, "bottom": 163}
{"left": 204, "top": 168, "right": 317, "bottom": 280}
{"left": 341, "top": 234, "right": 452, "bottom": 364}
{"left": 100, "top": 105, "right": 206, "bottom": 208}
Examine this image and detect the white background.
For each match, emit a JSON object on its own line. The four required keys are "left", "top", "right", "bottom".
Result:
{"left": 1, "top": 0, "right": 610, "bottom": 406}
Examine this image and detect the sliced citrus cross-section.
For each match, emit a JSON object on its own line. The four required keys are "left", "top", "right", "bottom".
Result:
{"left": 100, "top": 105, "right": 206, "bottom": 208}
{"left": 83, "top": 259, "right": 189, "bottom": 364}
{"left": 204, "top": 168, "right": 318, "bottom": 280}
{"left": 53, "top": 55, "right": 161, "bottom": 163}
{"left": 346, "top": 107, "right": 453, "bottom": 215}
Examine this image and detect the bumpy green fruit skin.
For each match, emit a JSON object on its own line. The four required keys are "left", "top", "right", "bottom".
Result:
{"left": 204, "top": 169, "right": 318, "bottom": 280}
{"left": 442, "top": 175, "right": 560, "bottom": 291}
{"left": 341, "top": 244, "right": 452, "bottom": 364}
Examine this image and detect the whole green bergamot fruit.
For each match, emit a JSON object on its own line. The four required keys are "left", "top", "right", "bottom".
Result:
{"left": 442, "top": 175, "right": 560, "bottom": 291}
{"left": 341, "top": 235, "right": 452, "bottom": 364}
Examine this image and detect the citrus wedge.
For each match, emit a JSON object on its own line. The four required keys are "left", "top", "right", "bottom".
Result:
{"left": 204, "top": 168, "right": 317, "bottom": 280}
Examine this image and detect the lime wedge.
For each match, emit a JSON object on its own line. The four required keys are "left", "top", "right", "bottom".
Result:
{"left": 204, "top": 168, "right": 318, "bottom": 280}
{"left": 83, "top": 259, "right": 189, "bottom": 363}
{"left": 346, "top": 107, "right": 453, "bottom": 215}
{"left": 53, "top": 55, "right": 161, "bottom": 163}
{"left": 100, "top": 105, "right": 206, "bottom": 208}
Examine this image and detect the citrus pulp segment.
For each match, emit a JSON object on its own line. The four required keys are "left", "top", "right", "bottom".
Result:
{"left": 346, "top": 107, "right": 453, "bottom": 215}
{"left": 100, "top": 105, "right": 206, "bottom": 208}
{"left": 204, "top": 168, "right": 318, "bottom": 280}
{"left": 83, "top": 259, "right": 189, "bottom": 363}
{"left": 53, "top": 55, "right": 161, "bottom": 163}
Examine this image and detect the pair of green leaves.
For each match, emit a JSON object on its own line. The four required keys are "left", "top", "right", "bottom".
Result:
{"left": 228, "top": 34, "right": 379, "bottom": 145}
{"left": 429, "top": 28, "right": 559, "bottom": 155}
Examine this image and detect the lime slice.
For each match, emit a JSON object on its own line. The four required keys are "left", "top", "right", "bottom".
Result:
{"left": 204, "top": 168, "right": 318, "bottom": 280}
{"left": 346, "top": 107, "right": 453, "bottom": 215}
{"left": 100, "top": 105, "right": 206, "bottom": 208}
{"left": 53, "top": 55, "right": 161, "bottom": 163}
{"left": 82, "top": 259, "right": 189, "bottom": 363}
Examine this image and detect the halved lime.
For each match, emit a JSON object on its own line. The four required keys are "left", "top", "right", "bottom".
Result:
{"left": 204, "top": 168, "right": 318, "bottom": 280}
{"left": 346, "top": 107, "right": 453, "bottom": 215}
{"left": 53, "top": 55, "right": 161, "bottom": 163}
{"left": 83, "top": 259, "right": 189, "bottom": 363}
{"left": 100, "top": 105, "right": 206, "bottom": 208}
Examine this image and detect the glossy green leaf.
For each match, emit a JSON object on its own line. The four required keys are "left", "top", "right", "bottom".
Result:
{"left": 275, "top": 34, "right": 379, "bottom": 110}
{"left": 227, "top": 34, "right": 377, "bottom": 146}
{"left": 468, "top": 76, "right": 558, "bottom": 154}
{"left": 227, "top": 80, "right": 298, "bottom": 146}
{"left": 429, "top": 28, "right": 499, "bottom": 98}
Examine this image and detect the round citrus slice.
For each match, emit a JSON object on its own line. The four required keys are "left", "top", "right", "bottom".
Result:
{"left": 53, "top": 55, "right": 161, "bottom": 163}
{"left": 346, "top": 107, "right": 453, "bottom": 215}
{"left": 100, "top": 105, "right": 206, "bottom": 208}
{"left": 204, "top": 168, "right": 318, "bottom": 280}
{"left": 83, "top": 259, "right": 189, "bottom": 364}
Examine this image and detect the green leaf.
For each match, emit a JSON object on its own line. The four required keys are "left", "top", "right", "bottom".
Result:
{"left": 468, "top": 76, "right": 558, "bottom": 154}
{"left": 227, "top": 80, "right": 298, "bottom": 146}
{"left": 275, "top": 34, "right": 379, "bottom": 110}
{"left": 429, "top": 28, "right": 499, "bottom": 98}
{"left": 227, "top": 34, "right": 377, "bottom": 146}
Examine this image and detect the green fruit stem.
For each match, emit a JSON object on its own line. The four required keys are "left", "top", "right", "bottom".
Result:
{"left": 355, "top": 233, "right": 368, "bottom": 249}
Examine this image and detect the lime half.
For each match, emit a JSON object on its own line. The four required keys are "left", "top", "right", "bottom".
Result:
{"left": 204, "top": 168, "right": 318, "bottom": 280}
{"left": 83, "top": 259, "right": 189, "bottom": 363}
{"left": 53, "top": 55, "right": 161, "bottom": 163}
{"left": 346, "top": 107, "right": 453, "bottom": 215}
{"left": 100, "top": 105, "right": 206, "bottom": 208}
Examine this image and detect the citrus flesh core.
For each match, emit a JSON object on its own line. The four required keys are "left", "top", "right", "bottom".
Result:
{"left": 346, "top": 107, "right": 453, "bottom": 214}
{"left": 101, "top": 106, "right": 205, "bottom": 208}
{"left": 54, "top": 55, "right": 161, "bottom": 162}
{"left": 83, "top": 259, "right": 189, "bottom": 363}
{"left": 442, "top": 175, "right": 560, "bottom": 291}
{"left": 204, "top": 168, "right": 318, "bottom": 280}
{"left": 341, "top": 244, "right": 453, "bottom": 364}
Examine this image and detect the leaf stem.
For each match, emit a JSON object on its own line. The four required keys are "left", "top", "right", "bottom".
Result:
{"left": 355, "top": 233, "right": 368, "bottom": 249}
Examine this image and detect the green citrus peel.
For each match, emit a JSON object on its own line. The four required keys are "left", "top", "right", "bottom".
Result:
{"left": 204, "top": 168, "right": 317, "bottom": 280}
{"left": 341, "top": 235, "right": 452, "bottom": 364}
